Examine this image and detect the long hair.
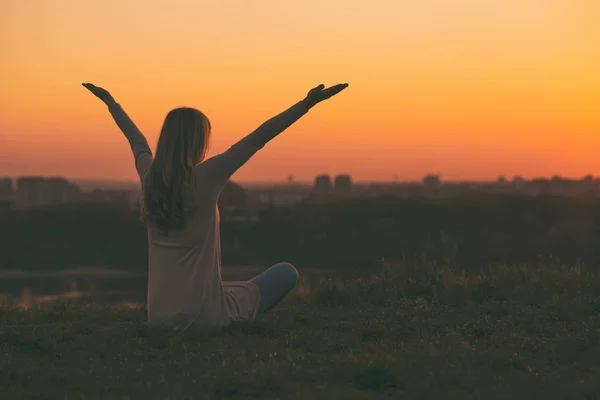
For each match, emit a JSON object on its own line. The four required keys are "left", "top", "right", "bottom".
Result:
{"left": 141, "top": 107, "right": 211, "bottom": 235}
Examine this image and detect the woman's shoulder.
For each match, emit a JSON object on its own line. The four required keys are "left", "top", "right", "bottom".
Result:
{"left": 191, "top": 157, "right": 229, "bottom": 189}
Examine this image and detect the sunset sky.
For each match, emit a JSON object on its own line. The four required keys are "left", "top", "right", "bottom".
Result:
{"left": 1, "top": 0, "right": 599, "bottom": 183}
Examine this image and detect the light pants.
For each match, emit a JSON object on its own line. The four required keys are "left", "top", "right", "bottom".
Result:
{"left": 249, "top": 262, "right": 299, "bottom": 315}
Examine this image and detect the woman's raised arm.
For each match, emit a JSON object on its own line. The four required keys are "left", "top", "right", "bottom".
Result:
{"left": 197, "top": 83, "right": 349, "bottom": 190}
{"left": 82, "top": 83, "right": 153, "bottom": 185}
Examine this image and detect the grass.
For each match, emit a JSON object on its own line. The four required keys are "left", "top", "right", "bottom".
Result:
{"left": 2, "top": 261, "right": 600, "bottom": 399}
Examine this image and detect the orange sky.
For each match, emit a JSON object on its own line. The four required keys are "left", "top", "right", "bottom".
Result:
{"left": 1, "top": 0, "right": 599, "bottom": 182}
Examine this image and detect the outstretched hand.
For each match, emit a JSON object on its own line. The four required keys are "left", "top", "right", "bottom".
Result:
{"left": 82, "top": 83, "right": 115, "bottom": 104}
{"left": 304, "top": 83, "right": 349, "bottom": 108}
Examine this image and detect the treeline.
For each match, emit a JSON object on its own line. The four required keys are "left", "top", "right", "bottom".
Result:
{"left": 0, "top": 203, "right": 148, "bottom": 271}
{"left": 2, "top": 195, "right": 600, "bottom": 272}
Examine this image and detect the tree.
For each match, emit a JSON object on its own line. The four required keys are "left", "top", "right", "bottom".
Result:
{"left": 423, "top": 174, "right": 441, "bottom": 188}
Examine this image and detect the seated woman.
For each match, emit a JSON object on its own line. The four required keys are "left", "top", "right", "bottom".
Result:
{"left": 82, "top": 81, "right": 348, "bottom": 332}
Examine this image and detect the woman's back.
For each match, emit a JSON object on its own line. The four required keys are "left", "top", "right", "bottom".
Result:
{"left": 146, "top": 163, "right": 260, "bottom": 331}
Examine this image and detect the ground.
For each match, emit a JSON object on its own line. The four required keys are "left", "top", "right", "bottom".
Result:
{"left": 2, "top": 262, "right": 600, "bottom": 399}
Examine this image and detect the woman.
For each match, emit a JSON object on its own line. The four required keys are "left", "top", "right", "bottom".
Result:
{"left": 82, "top": 81, "right": 349, "bottom": 332}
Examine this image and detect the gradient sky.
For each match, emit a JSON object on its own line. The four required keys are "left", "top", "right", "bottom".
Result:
{"left": 1, "top": 0, "right": 599, "bottom": 182}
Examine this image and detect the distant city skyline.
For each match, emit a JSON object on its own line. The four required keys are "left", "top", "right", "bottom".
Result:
{"left": 4, "top": 172, "right": 600, "bottom": 191}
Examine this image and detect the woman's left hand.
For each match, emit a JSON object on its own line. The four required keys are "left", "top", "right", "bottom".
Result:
{"left": 304, "top": 83, "right": 349, "bottom": 109}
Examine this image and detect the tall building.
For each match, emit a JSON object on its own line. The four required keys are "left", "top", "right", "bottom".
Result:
{"left": 14, "top": 176, "right": 81, "bottom": 208}
{"left": 17, "top": 176, "right": 46, "bottom": 208}
{"left": 45, "top": 177, "right": 80, "bottom": 203}
{"left": 314, "top": 174, "right": 332, "bottom": 192}
{"left": 334, "top": 174, "right": 352, "bottom": 192}
{"left": 0, "top": 178, "right": 14, "bottom": 201}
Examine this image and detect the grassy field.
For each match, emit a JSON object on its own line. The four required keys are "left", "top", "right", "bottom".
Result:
{"left": 2, "top": 262, "right": 600, "bottom": 399}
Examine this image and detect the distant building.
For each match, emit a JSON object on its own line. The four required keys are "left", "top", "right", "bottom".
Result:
{"left": 334, "top": 174, "right": 352, "bottom": 192}
{"left": 14, "top": 176, "right": 82, "bottom": 208}
{"left": 17, "top": 176, "right": 46, "bottom": 208}
{"left": 45, "top": 177, "right": 80, "bottom": 203}
{"left": 0, "top": 178, "right": 14, "bottom": 201}
{"left": 314, "top": 174, "right": 332, "bottom": 192}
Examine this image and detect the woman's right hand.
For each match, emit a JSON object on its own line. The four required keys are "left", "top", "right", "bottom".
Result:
{"left": 82, "top": 83, "right": 115, "bottom": 104}
{"left": 304, "top": 83, "right": 349, "bottom": 109}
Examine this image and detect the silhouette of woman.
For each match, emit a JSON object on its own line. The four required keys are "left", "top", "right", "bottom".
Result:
{"left": 82, "top": 81, "right": 348, "bottom": 332}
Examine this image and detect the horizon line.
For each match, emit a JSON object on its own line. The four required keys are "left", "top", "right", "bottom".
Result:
{"left": 4, "top": 175, "right": 600, "bottom": 186}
